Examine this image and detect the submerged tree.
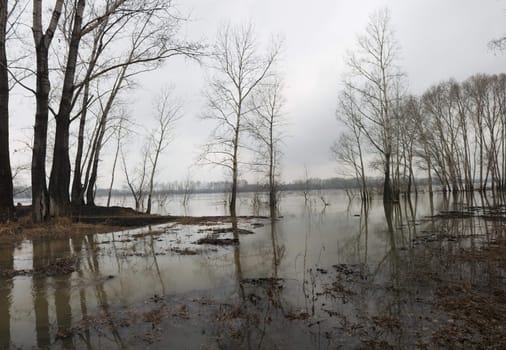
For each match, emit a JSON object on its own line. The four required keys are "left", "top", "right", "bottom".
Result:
{"left": 200, "top": 23, "right": 280, "bottom": 217}
{"left": 247, "top": 77, "right": 285, "bottom": 213}
{"left": 341, "top": 8, "right": 404, "bottom": 202}
{"left": 419, "top": 74, "right": 506, "bottom": 193}
{"left": 333, "top": 85, "right": 369, "bottom": 200}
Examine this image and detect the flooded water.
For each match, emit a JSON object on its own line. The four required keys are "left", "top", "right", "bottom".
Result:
{"left": 1, "top": 190, "right": 505, "bottom": 349}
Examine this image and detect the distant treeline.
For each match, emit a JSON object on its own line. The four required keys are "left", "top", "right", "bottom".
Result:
{"left": 15, "top": 177, "right": 441, "bottom": 200}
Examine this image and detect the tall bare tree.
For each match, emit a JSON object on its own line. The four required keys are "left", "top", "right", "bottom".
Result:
{"left": 31, "top": 0, "right": 64, "bottom": 222}
{"left": 342, "top": 8, "right": 404, "bottom": 202}
{"left": 200, "top": 23, "right": 280, "bottom": 217}
{"left": 48, "top": 0, "right": 89, "bottom": 217}
{"left": 0, "top": 0, "right": 13, "bottom": 222}
{"left": 106, "top": 111, "right": 129, "bottom": 207}
{"left": 83, "top": 66, "right": 127, "bottom": 206}
{"left": 145, "top": 88, "right": 181, "bottom": 214}
{"left": 334, "top": 86, "right": 369, "bottom": 199}
{"left": 414, "top": 74, "right": 506, "bottom": 193}
{"left": 50, "top": 0, "right": 144, "bottom": 216}
{"left": 70, "top": 0, "right": 202, "bottom": 208}
{"left": 122, "top": 141, "right": 149, "bottom": 212}
{"left": 248, "top": 77, "right": 285, "bottom": 212}
{"left": 70, "top": 1, "right": 113, "bottom": 206}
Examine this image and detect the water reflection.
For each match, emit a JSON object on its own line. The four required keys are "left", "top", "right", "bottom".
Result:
{"left": 32, "top": 239, "right": 51, "bottom": 348}
{"left": 0, "top": 242, "right": 14, "bottom": 349}
{"left": 0, "top": 191, "right": 504, "bottom": 348}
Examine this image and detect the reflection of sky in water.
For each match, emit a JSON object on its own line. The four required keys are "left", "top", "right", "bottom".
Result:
{"left": 0, "top": 191, "right": 498, "bottom": 348}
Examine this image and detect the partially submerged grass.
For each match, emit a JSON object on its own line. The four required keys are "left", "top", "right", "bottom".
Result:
{"left": 0, "top": 216, "right": 126, "bottom": 241}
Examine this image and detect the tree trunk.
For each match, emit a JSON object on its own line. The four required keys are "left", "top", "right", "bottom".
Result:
{"left": 71, "top": 16, "right": 105, "bottom": 206}
{"left": 86, "top": 66, "right": 126, "bottom": 206}
{"left": 0, "top": 0, "right": 13, "bottom": 222}
{"left": 82, "top": 120, "right": 99, "bottom": 204}
{"left": 31, "top": 41, "right": 53, "bottom": 222}
{"left": 71, "top": 79, "right": 91, "bottom": 206}
{"left": 106, "top": 129, "right": 121, "bottom": 207}
{"left": 49, "top": 0, "right": 85, "bottom": 217}
{"left": 146, "top": 141, "right": 162, "bottom": 215}
{"left": 146, "top": 192, "right": 152, "bottom": 214}
{"left": 70, "top": 97, "right": 87, "bottom": 206}
{"left": 146, "top": 153, "right": 157, "bottom": 215}
{"left": 85, "top": 134, "right": 102, "bottom": 206}
{"left": 32, "top": 0, "right": 59, "bottom": 222}
{"left": 427, "top": 155, "right": 433, "bottom": 194}
{"left": 230, "top": 116, "right": 240, "bottom": 217}
{"left": 230, "top": 156, "right": 238, "bottom": 217}
{"left": 49, "top": 116, "right": 71, "bottom": 216}
{"left": 268, "top": 116, "right": 275, "bottom": 213}
{"left": 383, "top": 152, "right": 393, "bottom": 202}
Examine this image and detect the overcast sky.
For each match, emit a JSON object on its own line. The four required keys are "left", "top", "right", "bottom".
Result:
{"left": 10, "top": 0, "right": 506, "bottom": 188}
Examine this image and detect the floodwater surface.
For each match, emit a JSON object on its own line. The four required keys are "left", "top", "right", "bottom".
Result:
{"left": 1, "top": 190, "right": 505, "bottom": 349}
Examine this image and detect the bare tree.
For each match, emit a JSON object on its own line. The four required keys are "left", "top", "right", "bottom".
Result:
{"left": 106, "top": 111, "right": 129, "bottom": 207}
{"left": 31, "top": 0, "right": 124, "bottom": 220}
{"left": 0, "top": 0, "right": 28, "bottom": 219}
{"left": 49, "top": 0, "right": 92, "bottom": 217}
{"left": 0, "top": 0, "right": 13, "bottom": 222}
{"left": 32, "top": 0, "right": 203, "bottom": 217}
{"left": 180, "top": 169, "right": 194, "bottom": 208}
{"left": 342, "top": 8, "right": 404, "bottom": 202}
{"left": 70, "top": 2, "right": 114, "bottom": 207}
{"left": 83, "top": 65, "right": 127, "bottom": 206}
{"left": 413, "top": 73, "right": 506, "bottom": 194}
{"left": 31, "top": 0, "right": 64, "bottom": 222}
{"left": 399, "top": 95, "right": 423, "bottom": 194}
{"left": 200, "top": 23, "right": 280, "bottom": 217}
{"left": 414, "top": 108, "right": 435, "bottom": 194}
{"left": 120, "top": 89, "right": 180, "bottom": 214}
{"left": 145, "top": 88, "right": 181, "bottom": 214}
{"left": 70, "top": 0, "right": 202, "bottom": 208}
{"left": 334, "top": 85, "right": 369, "bottom": 199}
{"left": 247, "top": 77, "right": 285, "bottom": 213}
{"left": 122, "top": 142, "right": 149, "bottom": 212}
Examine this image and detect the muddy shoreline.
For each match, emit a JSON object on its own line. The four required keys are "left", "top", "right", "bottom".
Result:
{"left": 0, "top": 204, "right": 266, "bottom": 241}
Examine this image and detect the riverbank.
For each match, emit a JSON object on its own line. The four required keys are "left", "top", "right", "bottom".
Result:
{"left": 0, "top": 205, "right": 166, "bottom": 241}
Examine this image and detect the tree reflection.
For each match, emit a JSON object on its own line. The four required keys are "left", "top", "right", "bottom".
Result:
{"left": 0, "top": 242, "right": 14, "bottom": 349}
{"left": 32, "top": 239, "right": 51, "bottom": 348}
{"left": 83, "top": 234, "right": 126, "bottom": 349}
{"left": 32, "top": 238, "right": 75, "bottom": 348}
{"left": 53, "top": 239, "right": 74, "bottom": 349}
{"left": 30, "top": 235, "right": 129, "bottom": 349}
